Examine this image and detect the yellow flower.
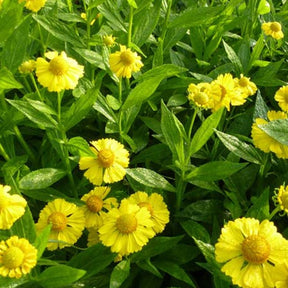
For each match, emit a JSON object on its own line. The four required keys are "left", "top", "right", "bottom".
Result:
{"left": 87, "top": 227, "right": 100, "bottom": 247}
{"left": 128, "top": 191, "right": 169, "bottom": 233}
{"left": 18, "top": 0, "right": 46, "bottom": 12}
{"left": 36, "top": 51, "right": 84, "bottom": 92}
{"left": 0, "top": 184, "right": 27, "bottom": 230}
{"left": 251, "top": 110, "right": 288, "bottom": 159}
{"left": 234, "top": 74, "right": 257, "bottom": 98}
{"left": 80, "top": 12, "right": 96, "bottom": 26}
{"left": 275, "top": 86, "right": 288, "bottom": 112}
{"left": 35, "top": 198, "right": 85, "bottom": 251}
{"left": 98, "top": 199, "right": 155, "bottom": 256}
{"left": 109, "top": 45, "right": 143, "bottom": 78}
{"left": 18, "top": 60, "right": 36, "bottom": 74}
{"left": 81, "top": 186, "right": 118, "bottom": 228}
{"left": 273, "top": 261, "right": 288, "bottom": 288}
{"left": 273, "top": 185, "right": 288, "bottom": 215}
{"left": 262, "top": 22, "right": 284, "bottom": 40}
{"left": 79, "top": 138, "right": 129, "bottom": 185}
{"left": 0, "top": 236, "right": 37, "bottom": 279}
{"left": 103, "top": 35, "right": 116, "bottom": 47}
{"left": 187, "top": 83, "right": 214, "bottom": 109}
{"left": 215, "top": 217, "right": 288, "bottom": 288}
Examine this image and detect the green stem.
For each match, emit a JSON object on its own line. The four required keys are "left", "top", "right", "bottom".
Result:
{"left": 0, "top": 90, "right": 7, "bottom": 110}
{"left": 160, "top": 0, "right": 172, "bottom": 41}
{"left": 0, "top": 143, "right": 10, "bottom": 161}
{"left": 30, "top": 73, "right": 43, "bottom": 101}
{"left": 57, "top": 91, "right": 64, "bottom": 122}
{"left": 175, "top": 173, "right": 187, "bottom": 212}
{"left": 127, "top": 6, "right": 134, "bottom": 47}
{"left": 14, "top": 126, "right": 36, "bottom": 162}
{"left": 23, "top": 76, "right": 33, "bottom": 93}
{"left": 188, "top": 107, "right": 198, "bottom": 140}
{"left": 37, "top": 22, "right": 46, "bottom": 55}
{"left": 118, "top": 78, "right": 123, "bottom": 105}
{"left": 268, "top": 206, "right": 280, "bottom": 220}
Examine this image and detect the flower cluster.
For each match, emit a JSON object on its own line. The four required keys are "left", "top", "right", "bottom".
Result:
{"left": 215, "top": 217, "right": 288, "bottom": 288}
{"left": 187, "top": 73, "right": 257, "bottom": 112}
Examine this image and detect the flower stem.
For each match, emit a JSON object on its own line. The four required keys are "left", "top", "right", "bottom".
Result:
{"left": 118, "top": 78, "right": 123, "bottom": 105}
{"left": 29, "top": 73, "right": 43, "bottom": 101}
{"left": 175, "top": 173, "right": 187, "bottom": 212}
{"left": 127, "top": 6, "right": 134, "bottom": 47}
{"left": 269, "top": 206, "right": 280, "bottom": 220}
{"left": 0, "top": 143, "right": 10, "bottom": 161}
{"left": 188, "top": 107, "right": 198, "bottom": 140}
{"left": 57, "top": 91, "right": 64, "bottom": 122}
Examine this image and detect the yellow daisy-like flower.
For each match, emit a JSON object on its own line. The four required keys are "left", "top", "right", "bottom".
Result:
{"left": 109, "top": 45, "right": 143, "bottom": 79}
{"left": 262, "top": 22, "right": 284, "bottom": 40}
{"left": 35, "top": 198, "right": 85, "bottom": 251}
{"left": 275, "top": 86, "right": 288, "bottom": 112}
{"left": 234, "top": 74, "right": 257, "bottom": 98}
{"left": 79, "top": 138, "right": 129, "bottom": 186}
{"left": 187, "top": 82, "right": 213, "bottom": 109}
{"left": 0, "top": 236, "right": 37, "bottom": 279}
{"left": 273, "top": 185, "right": 288, "bottom": 215}
{"left": 18, "top": 60, "right": 36, "bottom": 74}
{"left": 18, "top": 0, "right": 46, "bottom": 12}
{"left": 87, "top": 227, "right": 100, "bottom": 247}
{"left": 81, "top": 186, "right": 118, "bottom": 228}
{"left": 103, "top": 35, "right": 116, "bottom": 47}
{"left": 98, "top": 199, "right": 155, "bottom": 256}
{"left": 215, "top": 217, "right": 288, "bottom": 288}
{"left": 128, "top": 191, "right": 169, "bottom": 234}
{"left": 36, "top": 51, "right": 84, "bottom": 92}
{"left": 251, "top": 110, "right": 288, "bottom": 159}
{"left": 273, "top": 261, "right": 288, "bottom": 287}
{"left": 0, "top": 184, "right": 27, "bottom": 230}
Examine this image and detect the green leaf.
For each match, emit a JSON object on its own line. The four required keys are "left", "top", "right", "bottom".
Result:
{"left": 222, "top": 40, "right": 243, "bottom": 75}
{"left": 126, "top": 168, "right": 176, "bottom": 192}
{"left": 193, "top": 238, "right": 216, "bottom": 264}
{"left": 253, "top": 90, "right": 269, "bottom": 120}
{"left": 0, "top": 68, "right": 23, "bottom": 90}
{"left": 186, "top": 161, "right": 247, "bottom": 182}
{"left": 136, "top": 259, "right": 162, "bottom": 278}
{"left": 161, "top": 101, "right": 187, "bottom": 162}
{"left": 130, "top": 236, "right": 183, "bottom": 263}
{"left": 33, "top": 225, "right": 51, "bottom": 259}
{"left": 215, "top": 130, "right": 263, "bottom": 164}
{"left": 19, "top": 168, "right": 66, "bottom": 190}
{"left": 257, "top": 0, "right": 270, "bottom": 14}
{"left": 153, "top": 260, "right": 196, "bottom": 287}
{"left": 68, "top": 243, "right": 115, "bottom": 278}
{"left": 67, "top": 136, "right": 94, "bottom": 157}
{"left": 109, "top": 260, "right": 130, "bottom": 288}
{"left": 127, "top": 0, "right": 137, "bottom": 8}
{"left": 73, "top": 48, "right": 106, "bottom": 69}
{"left": 180, "top": 220, "right": 210, "bottom": 243}
{"left": 33, "top": 15, "right": 85, "bottom": 47}
{"left": 258, "top": 118, "right": 288, "bottom": 146}
{"left": 36, "top": 265, "right": 86, "bottom": 288}
{"left": 189, "top": 108, "right": 223, "bottom": 156}
{"left": 7, "top": 99, "right": 58, "bottom": 129}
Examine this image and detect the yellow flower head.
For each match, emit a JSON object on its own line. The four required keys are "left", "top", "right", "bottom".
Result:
{"left": 81, "top": 186, "right": 118, "bottom": 228}
{"left": 128, "top": 192, "right": 169, "bottom": 234}
{"left": 18, "top": 60, "right": 36, "bottom": 74}
{"left": 79, "top": 138, "right": 129, "bottom": 186}
{"left": 103, "top": 35, "right": 116, "bottom": 47}
{"left": 234, "top": 74, "right": 257, "bottom": 98}
{"left": 109, "top": 45, "right": 143, "bottom": 79}
{"left": 0, "top": 236, "right": 37, "bottom": 279}
{"left": 251, "top": 110, "right": 288, "bottom": 159}
{"left": 273, "top": 185, "right": 288, "bottom": 215}
{"left": 80, "top": 12, "right": 96, "bottom": 26}
{"left": 215, "top": 217, "right": 288, "bottom": 288}
{"left": 0, "top": 184, "right": 27, "bottom": 230}
{"left": 187, "top": 82, "right": 213, "bottom": 109}
{"left": 35, "top": 198, "right": 85, "bottom": 251}
{"left": 272, "top": 261, "right": 288, "bottom": 288}
{"left": 18, "top": 0, "right": 46, "bottom": 12}
{"left": 36, "top": 51, "right": 84, "bottom": 92}
{"left": 87, "top": 227, "right": 100, "bottom": 247}
{"left": 262, "top": 22, "right": 284, "bottom": 40}
{"left": 98, "top": 199, "right": 155, "bottom": 256}
{"left": 275, "top": 86, "right": 288, "bottom": 112}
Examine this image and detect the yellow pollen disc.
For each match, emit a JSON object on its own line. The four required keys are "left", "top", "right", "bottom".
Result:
{"left": 138, "top": 202, "right": 154, "bottom": 215}
{"left": 270, "top": 22, "right": 281, "bottom": 32}
{"left": 238, "top": 77, "right": 249, "bottom": 87}
{"left": 116, "top": 213, "right": 137, "bottom": 234}
{"left": 49, "top": 56, "right": 69, "bottom": 76}
{"left": 120, "top": 51, "right": 135, "bottom": 66}
{"left": 98, "top": 149, "right": 115, "bottom": 168}
{"left": 194, "top": 92, "right": 209, "bottom": 105}
{"left": 241, "top": 235, "right": 270, "bottom": 264}
{"left": 47, "top": 212, "right": 67, "bottom": 231}
{"left": 86, "top": 195, "right": 103, "bottom": 213}
{"left": 2, "top": 247, "right": 24, "bottom": 269}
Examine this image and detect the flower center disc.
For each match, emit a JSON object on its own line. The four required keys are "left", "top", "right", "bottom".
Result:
{"left": 242, "top": 235, "right": 270, "bottom": 264}
{"left": 238, "top": 77, "right": 249, "bottom": 87}
{"left": 116, "top": 213, "right": 137, "bottom": 234}
{"left": 138, "top": 202, "right": 154, "bottom": 215}
{"left": 270, "top": 22, "right": 281, "bottom": 32}
{"left": 194, "top": 92, "right": 209, "bottom": 106}
{"left": 49, "top": 56, "right": 69, "bottom": 76}
{"left": 120, "top": 51, "right": 135, "bottom": 66}
{"left": 2, "top": 247, "right": 24, "bottom": 269}
{"left": 48, "top": 212, "right": 67, "bottom": 231}
{"left": 98, "top": 149, "right": 114, "bottom": 168}
{"left": 86, "top": 195, "right": 103, "bottom": 213}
